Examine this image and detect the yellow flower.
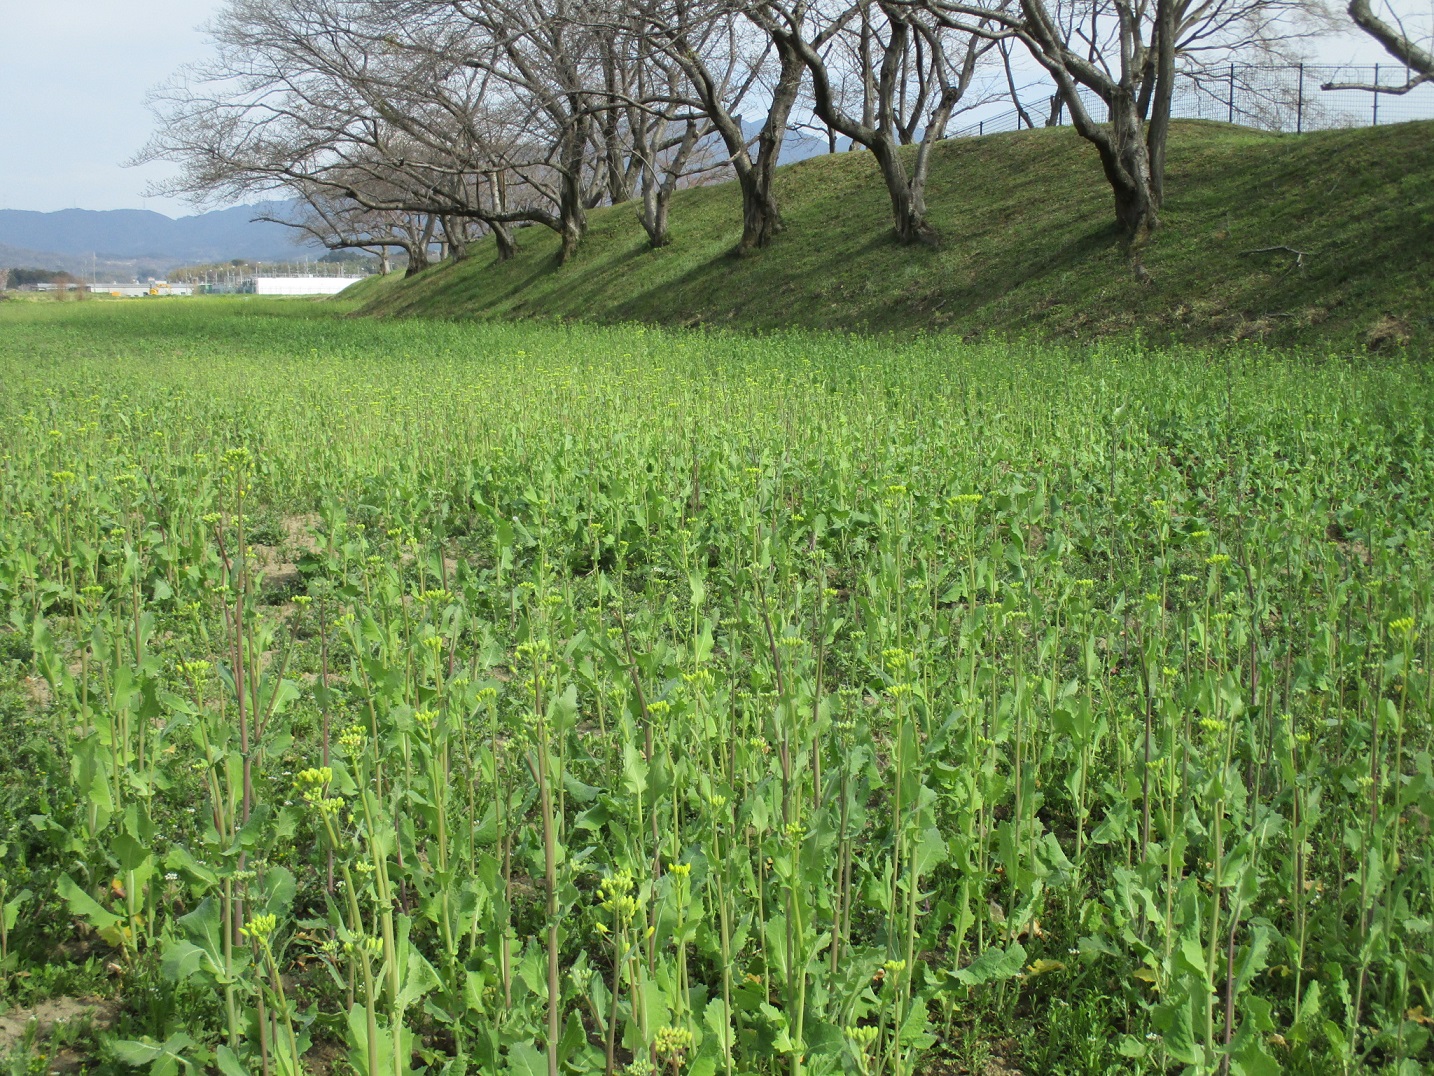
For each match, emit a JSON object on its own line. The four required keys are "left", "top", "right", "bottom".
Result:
{"left": 241, "top": 913, "right": 277, "bottom": 941}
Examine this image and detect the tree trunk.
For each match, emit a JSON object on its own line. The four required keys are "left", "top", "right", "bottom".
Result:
{"left": 1096, "top": 91, "right": 1160, "bottom": 258}
{"left": 379, "top": 250, "right": 390, "bottom": 276}
{"left": 558, "top": 213, "right": 584, "bottom": 264}
{"left": 403, "top": 216, "right": 436, "bottom": 276}
{"left": 736, "top": 168, "right": 782, "bottom": 252}
{"left": 604, "top": 115, "right": 631, "bottom": 205}
{"left": 639, "top": 186, "right": 672, "bottom": 248}
{"left": 441, "top": 217, "right": 469, "bottom": 262}
{"left": 556, "top": 121, "right": 590, "bottom": 265}
{"left": 736, "top": 39, "right": 803, "bottom": 253}
{"left": 1001, "top": 41, "right": 1035, "bottom": 130}
{"left": 1145, "top": 0, "right": 1177, "bottom": 205}
{"left": 676, "top": 31, "right": 798, "bottom": 253}
{"left": 492, "top": 222, "right": 518, "bottom": 262}
{"left": 869, "top": 135, "right": 937, "bottom": 246}
{"left": 784, "top": 12, "right": 947, "bottom": 248}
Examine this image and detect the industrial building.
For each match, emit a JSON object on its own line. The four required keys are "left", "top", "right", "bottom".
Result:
{"left": 87, "top": 281, "right": 193, "bottom": 297}
{"left": 247, "top": 275, "right": 364, "bottom": 295}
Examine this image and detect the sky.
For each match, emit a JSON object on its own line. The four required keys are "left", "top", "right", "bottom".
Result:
{"left": 0, "top": 0, "right": 227, "bottom": 215}
{"left": 0, "top": 0, "right": 1427, "bottom": 216}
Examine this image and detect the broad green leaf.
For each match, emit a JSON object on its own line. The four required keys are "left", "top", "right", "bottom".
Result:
{"left": 506, "top": 1041, "right": 548, "bottom": 1076}
{"left": 953, "top": 942, "right": 1027, "bottom": 986}
{"left": 57, "top": 874, "right": 121, "bottom": 932}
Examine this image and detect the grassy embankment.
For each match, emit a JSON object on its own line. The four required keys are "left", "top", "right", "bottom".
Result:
{"left": 351, "top": 119, "right": 1434, "bottom": 352}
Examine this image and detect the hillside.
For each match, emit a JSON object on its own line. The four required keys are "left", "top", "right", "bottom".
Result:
{"left": 355, "top": 120, "right": 1434, "bottom": 351}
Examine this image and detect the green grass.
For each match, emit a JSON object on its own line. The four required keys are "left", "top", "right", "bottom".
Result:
{"left": 354, "top": 120, "right": 1434, "bottom": 352}
{"left": 2, "top": 299, "right": 1433, "bottom": 1074}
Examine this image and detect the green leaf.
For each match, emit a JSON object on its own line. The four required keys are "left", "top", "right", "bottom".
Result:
{"left": 3, "top": 888, "right": 32, "bottom": 932}
{"left": 704, "top": 997, "right": 733, "bottom": 1053}
{"left": 231, "top": 803, "right": 272, "bottom": 852}
{"left": 396, "top": 943, "right": 441, "bottom": 1012}
{"left": 162, "top": 898, "right": 236, "bottom": 984}
{"left": 911, "top": 826, "right": 947, "bottom": 878}
{"left": 506, "top": 1041, "right": 548, "bottom": 1076}
{"left": 57, "top": 874, "right": 121, "bottom": 932}
{"left": 896, "top": 1002, "right": 936, "bottom": 1050}
{"left": 953, "top": 942, "right": 1027, "bottom": 986}
{"left": 1290, "top": 980, "right": 1322, "bottom": 1045}
{"left": 346, "top": 1006, "right": 412, "bottom": 1076}
{"left": 1229, "top": 995, "right": 1281, "bottom": 1076}
{"left": 622, "top": 741, "right": 648, "bottom": 798}
{"left": 546, "top": 683, "right": 578, "bottom": 736}
{"left": 562, "top": 771, "right": 601, "bottom": 803}
{"left": 1152, "top": 994, "right": 1200, "bottom": 1066}
{"left": 215, "top": 1045, "right": 248, "bottom": 1076}
{"left": 259, "top": 865, "right": 297, "bottom": 920}
{"left": 164, "top": 846, "right": 217, "bottom": 888}
{"left": 113, "top": 831, "right": 151, "bottom": 873}
{"left": 263, "top": 677, "right": 302, "bottom": 716}
{"left": 557, "top": 1011, "right": 587, "bottom": 1065}
{"left": 160, "top": 940, "right": 209, "bottom": 983}
{"left": 112, "top": 1032, "right": 196, "bottom": 1075}
{"left": 112, "top": 1039, "right": 166, "bottom": 1065}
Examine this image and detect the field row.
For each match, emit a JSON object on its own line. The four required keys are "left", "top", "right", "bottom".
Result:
{"left": 1, "top": 301, "right": 1431, "bottom": 1074}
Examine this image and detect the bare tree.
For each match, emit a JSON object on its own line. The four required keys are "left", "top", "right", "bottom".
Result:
{"left": 139, "top": 0, "right": 1342, "bottom": 280}
{"left": 633, "top": 0, "right": 815, "bottom": 251}
{"left": 1327, "top": 0, "right": 1432, "bottom": 91}
{"left": 140, "top": 1, "right": 567, "bottom": 263}
{"left": 443, "top": 0, "right": 612, "bottom": 262}
{"left": 583, "top": 6, "right": 722, "bottom": 245}
{"left": 258, "top": 187, "right": 441, "bottom": 274}
{"left": 760, "top": 0, "right": 998, "bottom": 244}
{"left": 929, "top": 0, "right": 1327, "bottom": 265}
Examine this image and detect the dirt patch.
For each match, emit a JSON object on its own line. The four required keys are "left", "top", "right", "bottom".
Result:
{"left": 261, "top": 563, "right": 303, "bottom": 599}
{"left": 22, "top": 676, "right": 52, "bottom": 710}
{"left": 982, "top": 1056, "right": 1025, "bottom": 1076}
{"left": 303, "top": 1037, "right": 348, "bottom": 1075}
{"left": 250, "top": 515, "right": 321, "bottom": 605}
{"left": 1366, "top": 314, "right": 1411, "bottom": 352}
{"left": 282, "top": 514, "right": 322, "bottom": 554}
{"left": 249, "top": 548, "right": 302, "bottom": 603}
{"left": 0, "top": 996, "right": 118, "bottom": 1055}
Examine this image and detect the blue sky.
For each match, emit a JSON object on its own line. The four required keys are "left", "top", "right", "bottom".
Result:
{"left": 0, "top": 0, "right": 1424, "bottom": 214}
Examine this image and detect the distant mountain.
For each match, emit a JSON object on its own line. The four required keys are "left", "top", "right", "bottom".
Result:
{"left": 0, "top": 202, "right": 320, "bottom": 275}
{"left": 738, "top": 121, "right": 850, "bottom": 164}
{"left": 0, "top": 242, "right": 172, "bottom": 282}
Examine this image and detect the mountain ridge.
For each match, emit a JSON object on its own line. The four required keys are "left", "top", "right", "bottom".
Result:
{"left": 0, "top": 202, "right": 319, "bottom": 274}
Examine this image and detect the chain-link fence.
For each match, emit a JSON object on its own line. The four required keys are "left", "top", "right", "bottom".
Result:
{"left": 950, "top": 64, "right": 1434, "bottom": 139}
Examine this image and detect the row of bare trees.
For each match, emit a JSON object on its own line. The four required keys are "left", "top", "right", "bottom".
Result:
{"left": 141, "top": 0, "right": 1419, "bottom": 274}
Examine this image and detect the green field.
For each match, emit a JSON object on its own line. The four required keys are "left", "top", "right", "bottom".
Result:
{"left": 2, "top": 299, "right": 1433, "bottom": 1074}
{"left": 353, "top": 121, "right": 1434, "bottom": 355}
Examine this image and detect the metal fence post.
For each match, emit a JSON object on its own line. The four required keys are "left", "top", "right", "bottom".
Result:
{"left": 1373, "top": 64, "right": 1379, "bottom": 125}
{"left": 1296, "top": 63, "right": 1304, "bottom": 133}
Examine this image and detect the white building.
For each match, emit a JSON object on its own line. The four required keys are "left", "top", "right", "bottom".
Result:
{"left": 249, "top": 276, "right": 364, "bottom": 296}
{"left": 88, "top": 282, "right": 193, "bottom": 297}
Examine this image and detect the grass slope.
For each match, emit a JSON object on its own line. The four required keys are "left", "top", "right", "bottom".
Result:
{"left": 356, "top": 120, "right": 1434, "bottom": 351}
